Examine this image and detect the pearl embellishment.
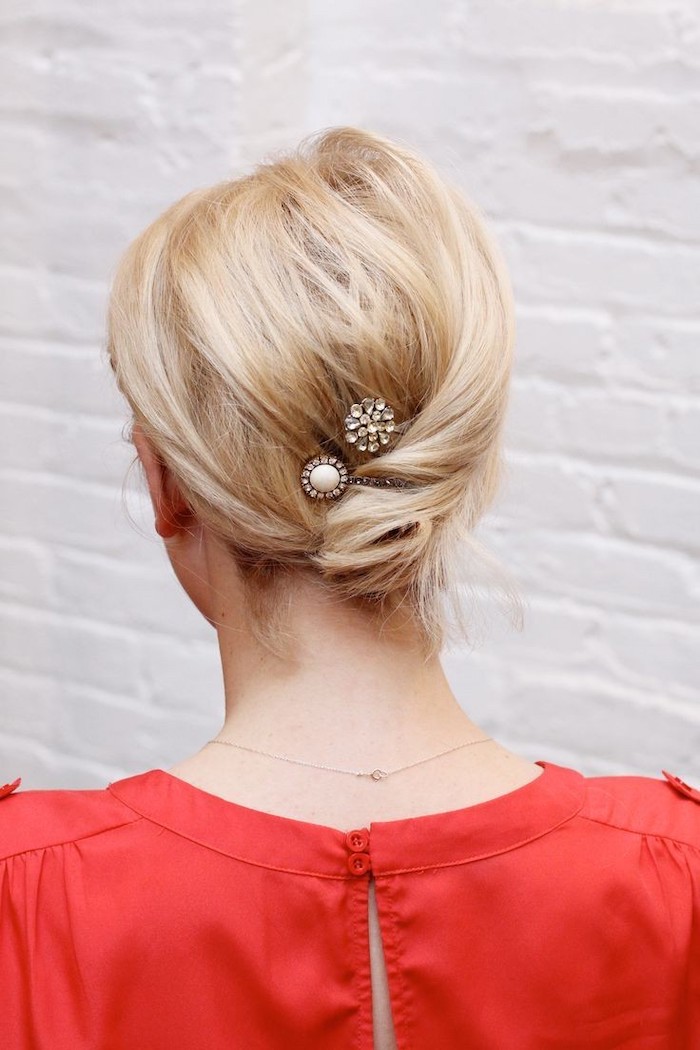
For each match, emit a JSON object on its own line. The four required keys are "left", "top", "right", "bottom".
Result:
{"left": 308, "top": 463, "right": 341, "bottom": 493}
{"left": 301, "top": 452, "right": 410, "bottom": 501}
{"left": 300, "top": 454, "right": 349, "bottom": 499}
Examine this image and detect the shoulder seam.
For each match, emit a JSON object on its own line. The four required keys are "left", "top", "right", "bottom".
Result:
{"left": 577, "top": 811, "right": 700, "bottom": 853}
{"left": 0, "top": 814, "right": 144, "bottom": 863}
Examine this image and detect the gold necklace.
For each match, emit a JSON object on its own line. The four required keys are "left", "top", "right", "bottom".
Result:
{"left": 206, "top": 735, "right": 494, "bottom": 781}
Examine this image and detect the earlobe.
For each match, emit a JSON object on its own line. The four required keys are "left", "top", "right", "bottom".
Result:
{"left": 154, "top": 499, "right": 181, "bottom": 540}
{"left": 157, "top": 473, "right": 196, "bottom": 539}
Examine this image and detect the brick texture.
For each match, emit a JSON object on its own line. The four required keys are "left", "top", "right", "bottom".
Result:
{"left": 1, "top": 0, "right": 698, "bottom": 788}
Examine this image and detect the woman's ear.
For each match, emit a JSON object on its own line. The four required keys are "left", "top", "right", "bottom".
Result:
{"left": 131, "top": 420, "right": 193, "bottom": 539}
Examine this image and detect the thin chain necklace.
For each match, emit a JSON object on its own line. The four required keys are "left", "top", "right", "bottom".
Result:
{"left": 206, "top": 735, "right": 494, "bottom": 781}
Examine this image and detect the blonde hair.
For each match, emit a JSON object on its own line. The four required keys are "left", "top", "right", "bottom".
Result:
{"left": 106, "top": 126, "right": 520, "bottom": 661}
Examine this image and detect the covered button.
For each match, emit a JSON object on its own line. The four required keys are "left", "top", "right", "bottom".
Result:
{"left": 662, "top": 770, "right": 700, "bottom": 803}
{"left": 0, "top": 777, "right": 21, "bottom": 800}
{"left": 347, "top": 852, "right": 371, "bottom": 875}
{"left": 345, "top": 828, "right": 369, "bottom": 852}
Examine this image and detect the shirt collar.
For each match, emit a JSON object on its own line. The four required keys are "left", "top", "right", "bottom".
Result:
{"left": 107, "top": 760, "right": 586, "bottom": 877}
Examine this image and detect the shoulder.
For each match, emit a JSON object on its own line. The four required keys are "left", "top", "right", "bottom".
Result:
{"left": 576, "top": 766, "right": 700, "bottom": 851}
{"left": 0, "top": 774, "right": 144, "bottom": 862}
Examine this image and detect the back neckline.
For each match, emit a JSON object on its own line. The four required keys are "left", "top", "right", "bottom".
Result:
{"left": 107, "top": 760, "right": 587, "bottom": 876}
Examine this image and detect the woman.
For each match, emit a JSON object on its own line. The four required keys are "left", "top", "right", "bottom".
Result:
{"left": 1, "top": 126, "right": 698, "bottom": 1049}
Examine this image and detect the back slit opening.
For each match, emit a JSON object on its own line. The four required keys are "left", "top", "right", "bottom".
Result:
{"left": 367, "top": 873, "right": 398, "bottom": 1050}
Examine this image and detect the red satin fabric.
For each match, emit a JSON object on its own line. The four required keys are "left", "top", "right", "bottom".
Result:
{"left": 1, "top": 759, "right": 699, "bottom": 1049}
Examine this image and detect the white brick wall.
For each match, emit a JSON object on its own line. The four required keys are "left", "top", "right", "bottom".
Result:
{"left": 1, "top": 0, "right": 698, "bottom": 788}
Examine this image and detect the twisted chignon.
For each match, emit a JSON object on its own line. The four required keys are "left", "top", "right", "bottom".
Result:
{"left": 106, "top": 125, "right": 520, "bottom": 660}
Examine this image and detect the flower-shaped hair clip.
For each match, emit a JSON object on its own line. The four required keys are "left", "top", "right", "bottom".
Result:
{"left": 344, "top": 396, "right": 397, "bottom": 453}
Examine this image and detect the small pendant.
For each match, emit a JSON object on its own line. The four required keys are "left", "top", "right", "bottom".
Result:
{"left": 370, "top": 768, "right": 388, "bottom": 781}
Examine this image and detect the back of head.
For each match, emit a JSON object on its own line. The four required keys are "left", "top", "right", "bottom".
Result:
{"left": 106, "top": 126, "right": 517, "bottom": 660}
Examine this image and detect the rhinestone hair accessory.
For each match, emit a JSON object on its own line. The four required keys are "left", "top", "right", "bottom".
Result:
{"left": 344, "top": 395, "right": 396, "bottom": 452}
{"left": 301, "top": 395, "right": 412, "bottom": 501}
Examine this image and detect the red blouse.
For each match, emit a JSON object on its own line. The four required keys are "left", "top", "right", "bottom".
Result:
{"left": 1, "top": 759, "right": 699, "bottom": 1049}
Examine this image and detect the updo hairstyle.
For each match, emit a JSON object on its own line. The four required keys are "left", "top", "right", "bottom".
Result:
{"left": 106, "top": 126, "right": 518, "bottom": 660}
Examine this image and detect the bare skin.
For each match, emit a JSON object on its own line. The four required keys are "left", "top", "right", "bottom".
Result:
{"left": 132, "top": 422, "right": 543, "bottom": 831}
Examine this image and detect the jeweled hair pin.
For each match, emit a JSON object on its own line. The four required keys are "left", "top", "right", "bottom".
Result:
{"left": 301, "top": 395, "right": 412, "bottom": 501}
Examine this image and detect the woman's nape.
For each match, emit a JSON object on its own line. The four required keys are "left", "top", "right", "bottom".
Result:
{"left": 131, "top": 420, "right": 542, "bottom": 830}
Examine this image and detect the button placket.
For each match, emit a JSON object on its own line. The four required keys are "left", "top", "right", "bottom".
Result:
{"left": 345, "top": 827, "right": 371, "bottom": 875}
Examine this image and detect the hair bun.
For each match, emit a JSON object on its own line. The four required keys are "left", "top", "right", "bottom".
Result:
{"left": 107, "top": 125, "right": 518, "bottom": 659}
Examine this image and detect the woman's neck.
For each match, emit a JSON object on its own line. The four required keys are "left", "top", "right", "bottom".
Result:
{"left": 165, "top": 576, "right": 543, "bottom": 827}
{"left": 212, "top": 579, "right": 485, "bottom": 772}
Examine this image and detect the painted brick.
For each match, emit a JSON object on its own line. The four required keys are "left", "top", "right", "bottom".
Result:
{"left": 1, "top": 0, "right": 698, "bottom": 785}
